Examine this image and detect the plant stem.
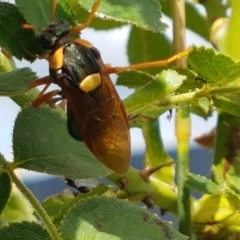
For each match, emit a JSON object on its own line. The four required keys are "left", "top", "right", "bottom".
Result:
{"left": 141, "top": 118, "right": 175, "bottom": 184}
{"left": 9, "top": 171, "right": 61, "bottom": 240}
{"left": 224, "top": 0, "right": 240, "bottom": 60}
{"left": 108, "top": 166, "right": 180, "bottom": 215}
{"left": 212, "top": 112, "right": 240, "bottom": 179}
{"left": 171, "top": 0, "right": 191, "bottom": 237}
{"left": 157, "top": 85, "right": 240, "bottom": 109}
{"left": 171, "top": 0, "right": 187, "bottom": 68}
{"left": 175, "top": 104, "right": 191, "bottom": 236}
{"left": 126, "top": 84, "right": 240, "bottom": 117}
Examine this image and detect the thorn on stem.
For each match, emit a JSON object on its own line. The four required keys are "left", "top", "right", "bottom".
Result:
{"left": 140, "top": 161, "right": 175, "bottom": 182}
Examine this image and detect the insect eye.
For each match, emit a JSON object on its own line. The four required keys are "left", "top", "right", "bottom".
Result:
{"left": 37, "top": 32, "right": 56, "bottom": 51}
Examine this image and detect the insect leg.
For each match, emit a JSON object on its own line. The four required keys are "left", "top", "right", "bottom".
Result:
{"left": 51, "top": 0, "right": 57, "bottom": 22}
{"left": 105, "top": 47, "right": 193, "bottom": 74}
{"left": 28, "top": 76, "right": 52, "bottom": 89}
{"left": 28, "top": 76, "right": 60, "bottom": 107}
{"left": 32, "top": 89, "right": 61, "bottom": 107}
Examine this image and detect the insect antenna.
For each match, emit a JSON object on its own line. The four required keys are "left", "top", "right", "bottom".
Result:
{"left": 51, "top": 0, "right": 57, "bottom": 23}
{"left": 71, "top": 0, "right": 100, "bottom": 33}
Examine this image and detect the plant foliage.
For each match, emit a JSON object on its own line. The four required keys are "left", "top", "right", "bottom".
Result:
{"left": 0, "top": 0, "right": 239, "bottom": 239}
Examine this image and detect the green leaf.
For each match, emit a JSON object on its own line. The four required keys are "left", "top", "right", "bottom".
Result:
{"left": 116, "top": 70, "right": 155, "bottom": 89}
{"left": 43, "top": 184, "right": 109, "bottom": 224}
{"left": 212, "top": 95, "right": 240, "bottom": 117}
{"left": 118, "top": 68, "right": 207, "bottom": 118}
{"left": 199, "top": 0, "right": 226, "bottom": 28}
{"left": 67, "top": 0, "right": 124, "bottom": 30}
{"left": 14, "top": 0, "right": 75, "bottom": 58}
{"left": 0, "top": 68, "right": 37, "bottom": 96}
{"left": 175, "top": 68, "right": 204, "bottom": 94}
{"left": 61, "top": 196, "right": 187, "bottom": 240}
{"left": 0, "top": 222, "right": 50, "bottom": 240}
{"left": 192, "top": 194, "right": 240, "bottom": 234}
{"left": 173, "top": 68, "right": 211, "bottom": 118}
{"left": 0, "top": 50, "right": 16, "bottom": 72}
{"left": 1, "top": 188, "right": 37, "bottom": 223}
{"left": 212, "top": 113, "right": 240, "bottom": 179}
{"left": 16, "top": 0, "right": 75, "bottom": 28}
{"left": 42, "top": 192, "right": 74, "bottom": 225}
{"left": 223, "top": 0, "right": 240, "bottom": 60}
{"left": 13, "top": 106, "right": 109, "bottom": 178}
{"left": 185, "top": 2, "right": 210, "bottom": 40}
{"left": 0, "top": 152, "right": 5, "bottom": 167}
{"left": 0, "top": 2, "right": 40, "bottom": 61}
{"left": 124, "top": 69, "right": 186, "bottom": 118}
{"left": 211, "top": 165, "right": 225, "bottom": 186}
{"left": 79, "top": 0, "right": 167, "bottom": 32}
{"left": 227, "top": 174, "right": 240, "bottom": 194}
{"left": 186, "top": 172, "right": 221, "bottom": 194}
{"left": 188, "top": 47, "right": 240, "bottom": 84}
{"left": 0, "top": 173, "right": 11, "bottom": 216}
{"left": 190, "top": 97, "right": 212, "bottom": 119}
{"left": 127, "top": 26, "right": 171, "bottom": 75}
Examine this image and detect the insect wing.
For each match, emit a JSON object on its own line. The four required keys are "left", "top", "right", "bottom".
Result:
{"left": 60, "top": 44, "right": 131, "bottom": 175}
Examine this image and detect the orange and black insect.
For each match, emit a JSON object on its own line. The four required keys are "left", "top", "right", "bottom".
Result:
{"left": 25, "top": 0, "right": 190, "bottom": 175}
{"left": 25, "top": 0, "right": 130, "bottom": 175}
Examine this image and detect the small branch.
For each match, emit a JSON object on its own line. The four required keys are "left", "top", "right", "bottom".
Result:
{"left": 175, "top": 104, "right": 191, "bottom": 236}
{"left": 171, "top": 0, "right": 191, "bottom": 237}
{"left": 141, "top": 118, "right": 175, "bottom": 184}
{"left": 9, "top": 171, "right": 61, "bottom": 240}
{"left": 160, "top": 85, "right": 240, "bottom": 105}
{"left": 107, "top": 167, "right": 180, "bottom": 215}
{"left": 127, "top": 85, "right": 240, "bottom": 117}
{"left": 171, "top": 0, "right": 186, "bottom": 67}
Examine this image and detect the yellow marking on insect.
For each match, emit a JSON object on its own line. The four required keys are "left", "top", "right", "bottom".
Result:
{"left": 50, "top": 46, "right": 64, "bottom": 69}
{"left": 79, "top": 73, "right": 101, "bottom": 92}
